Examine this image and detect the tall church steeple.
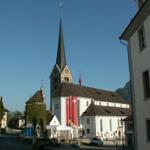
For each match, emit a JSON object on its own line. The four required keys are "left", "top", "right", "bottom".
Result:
{"left": 56, "top": 19, "right": 67, "bottom": 71}
{"left": 50, "top": 19, "right": 73, "bottom": 110}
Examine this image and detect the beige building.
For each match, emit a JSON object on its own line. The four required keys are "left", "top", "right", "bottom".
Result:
{"left": 25, "top": 88, "right": 46, "bottom": 131}
{"left": 120, "top": 0, "right": 150, "bottom": 149}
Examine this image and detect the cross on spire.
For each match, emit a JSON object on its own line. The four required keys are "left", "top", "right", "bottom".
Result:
{"left": 59, "top": 0, "right": 63, "bottom": 19}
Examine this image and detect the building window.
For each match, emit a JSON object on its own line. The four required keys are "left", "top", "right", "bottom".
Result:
{"left": 118, "top": 119, "right": 120, "bottom": 127}
{"left": 82, "top": 130, "right": 85, "bottom": 136}
{"left": 142, "top": 70, "right": 150, "bottom": 99}
{"left": 54, "top": 85, "right": 57, "bottom": 90}
{"left": 146, "top": 119, "right": 150, "bottom": 141}
{"left": 110, "top": 119, "right": 112, "bottom": 131}
{"left": 138, "top": 0, "right": 144, "bottom": 8}
{"left": 138, "top": 26, "right": 146, "bottom": 51}
{"left": 64, "top": 77, "right": 69, "bottom": 82}
{"left": 54, "top": 77, "right": 58, "bottom": 82}
{"left": 86, "top": 101, "right": 89, "bottom": 106}
{"left": 100, "top": 119, "right": 103, "bottom": 132}
{"left": 87, "top": 128, "right": 90, "bottom": 134}
{"left": 54, "top": 104, "right": 59, "bottom": 109}
{"left": 87, "top": 118, "right": 90, "bottom": 124}
{"left": 127, "top": 123, "right": 133, "bottom": 131}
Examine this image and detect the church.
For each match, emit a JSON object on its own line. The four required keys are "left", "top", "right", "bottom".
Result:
{"left": 49, "top": 19, "right": 131, "bottom": 140}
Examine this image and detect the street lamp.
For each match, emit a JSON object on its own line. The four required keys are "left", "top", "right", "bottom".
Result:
{"left": 120, "top": 118, "right": 125, "bottom": 150}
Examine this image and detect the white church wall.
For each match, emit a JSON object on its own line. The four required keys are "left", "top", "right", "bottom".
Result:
{"left": 95, "top": 116, "right": 125, "bottom": 140}
{"left": 82, "top": 115, "right": 126, "bottom": 140}
{"left": 52, "top": 96, "right": 129, "bottom": 140}
{"left": 78, "top": 97, "right": 91, "bottom": 116}
{"left": 81, "top": 116, "right": 96, "bottom": 139}
{"left": 100, "top": 101, "right": 108, "bottom": 106}
{"left": 61, "top": 97, "right": 67, "bottom": 126}
{"left": 52, "top": 97, "right": 61, "bottom": 124}
{"left": 52, "top": 96, "right": 92, "bottom": 127}
{"left": 96, "top": 101, "right": 129, "bottom": 109}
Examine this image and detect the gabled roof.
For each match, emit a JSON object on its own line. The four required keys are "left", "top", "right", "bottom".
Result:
{"left": 46, "top": 111, "right": 54, "bottom": 124}
{"left": 82, "top": 103, "right": 131, "bottom": 117}
{"left": 123, "top": 115, "right": 133, "bottom": 122}
{"left": 0, "top": 96, "right": 9, "bottom": 112}
{"left": 56, "top": 19, "right": 67, "bottom": 71}
{"left": 26, "top": 90, "right": 44, "bottom": 104}
{"left": 53, "top": 83, "right": 128, "bottom": 104}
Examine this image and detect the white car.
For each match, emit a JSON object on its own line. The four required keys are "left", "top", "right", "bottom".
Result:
{"left": 90, "top": 137, "right": 103, "bottom": 146}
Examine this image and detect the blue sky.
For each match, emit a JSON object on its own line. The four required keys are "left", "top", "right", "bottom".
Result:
{"left": 0, "top": 0, "right": 136, "bottom": 112}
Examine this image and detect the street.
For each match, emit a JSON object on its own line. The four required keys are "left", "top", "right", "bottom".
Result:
{"left": 44, "top": 145, "right": 121, "bottom": 150}
{"left": 0, "top": 134, "right": 32, "bottom": 150}
{"left": 0, "top": 134, "right": 123, "bottom": 150}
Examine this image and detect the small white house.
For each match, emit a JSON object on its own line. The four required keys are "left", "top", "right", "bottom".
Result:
{"left": 46, "top": 114, "right": 60, "bottom": 138}
{"left": 18, "top": 116, "right": 25, "bottom": 128}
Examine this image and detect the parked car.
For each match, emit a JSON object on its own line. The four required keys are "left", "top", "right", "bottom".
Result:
{"left": 79, "top": 136, "right": 91, "bottom": 145}
{"left": 90, "top": 137, "right": 103, "bottom": 146}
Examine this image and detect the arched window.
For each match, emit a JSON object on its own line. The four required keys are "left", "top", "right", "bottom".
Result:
{"left": 87, "top": 128, "right": 90, "bottom": 134}
{"left": 87, "top": 118, "right": 90, "bottom": 124}
{"left": 100, "top": 119, "right": 103, "bottom": 132}
{"left": 110, "top": 119, "right": 112, "bottom": 131}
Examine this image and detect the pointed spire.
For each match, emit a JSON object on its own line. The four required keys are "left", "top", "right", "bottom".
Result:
{"left": 0, "top": 96, "right": 2, "bottom": 101}
{"left": 56, "top": 19, "right": 67, "bottom": 70}
{"left": 79, "top": 74, "right": 82, "bottom": 86}
{"left": 40, "top": 80, "right": 44, "bottom": 91}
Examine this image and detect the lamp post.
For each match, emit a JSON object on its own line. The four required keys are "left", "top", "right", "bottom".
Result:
{"left": 120, "top": 118, "right": 125, "bottom": 150}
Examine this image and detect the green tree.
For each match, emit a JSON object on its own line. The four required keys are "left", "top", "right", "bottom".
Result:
{"left": 32, "top": 117, "right": 37, "bottom": 131}
{"left": 27, "top": 103, "right": 46, "bottom": 130}
{"left": 13, "top": 110, "right": 22, "bottom": 119}
{"left": 0, "top": 97, "right": 4, "bottom": 131}
{"left": 39, "top": 118, "right": 44, "bottom": 133}
{"left": 7, "top": 111, "right": 23, "bottom": 129}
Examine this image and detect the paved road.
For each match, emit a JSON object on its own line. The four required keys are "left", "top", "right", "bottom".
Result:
{"left": 45, "top": 144, "right": 121, "bottom": 150}
{"left": 0, "top": 134, "right": 32, "bottom": 150}
{"left": 0, "top": 134, "right": 124, "bottom": 150}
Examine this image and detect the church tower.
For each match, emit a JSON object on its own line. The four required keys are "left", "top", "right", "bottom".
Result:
{"left": 50, "top": 19, "right": 73, "bottom": 110}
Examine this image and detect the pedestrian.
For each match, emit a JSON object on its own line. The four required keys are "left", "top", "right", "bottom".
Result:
{"left": 32, "top": 131, "right": 38, "bottom": 150}
{"left": 116, "top": 141, "right": 118, "bottom": 147}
